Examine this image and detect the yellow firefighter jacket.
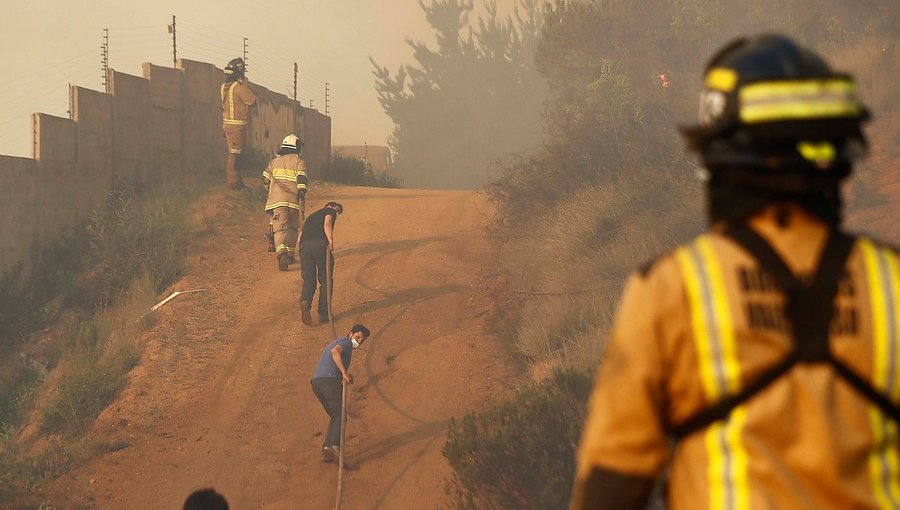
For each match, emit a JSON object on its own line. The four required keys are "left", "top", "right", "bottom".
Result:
{"left": 263, "top": 154, "right": 308, "bottom": 212}
{"left": 573, "top": 207, "right": 900, "bottom": 510}
{"left": 220, "top": 79, "right": 256, "bottom": 126}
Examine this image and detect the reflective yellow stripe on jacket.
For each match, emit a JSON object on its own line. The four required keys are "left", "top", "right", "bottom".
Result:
{"left": 220, "top": 83, "right": 246, "bottom": 125}
{"left": 270, "top": 167, "right": 308, "bottom": 190}
{"left": 675, "top": 236, "right": 750, "bottom": 510}
{"left": 859, "top": 238, "right": 900, "bottom": 509}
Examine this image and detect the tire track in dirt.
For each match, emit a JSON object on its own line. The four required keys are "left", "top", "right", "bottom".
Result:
{"left": 44, "top": 186, "right": 509, "bottom": 510}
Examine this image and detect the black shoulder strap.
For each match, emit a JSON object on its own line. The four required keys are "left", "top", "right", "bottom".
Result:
{"left": 670, "top": 226, "right": 888, "bottom": 439}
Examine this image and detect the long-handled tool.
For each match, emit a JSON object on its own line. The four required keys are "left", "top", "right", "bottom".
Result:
{"left": 326, "top": 247, "right": 347, "bottom": 510}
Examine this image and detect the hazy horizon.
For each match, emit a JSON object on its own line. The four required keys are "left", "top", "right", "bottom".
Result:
{"left": 3, "top": 1, "right": 520, "bottom": 158}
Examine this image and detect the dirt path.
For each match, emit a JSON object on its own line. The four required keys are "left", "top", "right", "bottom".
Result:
{"left": 46, "top": 185, "right": 508, "bottom": 509}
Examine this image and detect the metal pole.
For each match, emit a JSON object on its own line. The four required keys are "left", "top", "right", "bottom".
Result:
{"left": 293, "top": 62, "right": 298, "bottom": 101}
{"left": 171, "top": 15, "right": 177, "bottom": 67}
{"left": 243, "top": 37, "right": 248, "bottom": 74}
{"left": 101, "top": 28, "right": 109, "bottom": 93}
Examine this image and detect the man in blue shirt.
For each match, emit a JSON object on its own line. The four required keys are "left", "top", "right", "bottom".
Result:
{"left": 311, "top": 324, "right": 371, "bottom": 463}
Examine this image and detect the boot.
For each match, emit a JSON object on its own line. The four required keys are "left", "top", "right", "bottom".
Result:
{"left": 300, "top": 302, "right": 312, "bottom": 326}
{"left": 278, "top": 253, "right": 289, "bottom": 271}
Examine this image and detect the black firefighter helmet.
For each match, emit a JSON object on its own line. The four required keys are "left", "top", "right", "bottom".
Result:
{"left": 224, "top": 57, "right": 246, "bottom": 81}
{"left": 681, "top": 34, "right": 870, "bottom": 224}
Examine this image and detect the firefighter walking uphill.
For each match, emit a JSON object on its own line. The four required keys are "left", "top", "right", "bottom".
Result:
{"left": 221, "top": 57, "right": 257, "bottom": 190}
{"left": 571, "top": 34, "right": 900, "bottom": 510}
{"left": 263, "top": 134, "right": 309, "bottom": 271}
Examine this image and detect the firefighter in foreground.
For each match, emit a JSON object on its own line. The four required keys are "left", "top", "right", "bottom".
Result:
{"left": 221, "top": 57, "right": 256, "bottom": 190}
{"left": 263, "top": 134, "right": 308, "bottom": 270}
{"left": 571, "top": 34, "right": 899, "bottom": 509}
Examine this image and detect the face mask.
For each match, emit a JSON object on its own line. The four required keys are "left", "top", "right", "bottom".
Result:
{"left": 351, "top": 338, "right": 360, "bottom": 349}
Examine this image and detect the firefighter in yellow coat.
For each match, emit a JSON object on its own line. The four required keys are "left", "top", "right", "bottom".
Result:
{"left": 221, "top": 57, "right": 257, "bottom": 190}
{"left": 263, "top": 134, "right": 308, "bottom": 271}
{"left": 571, "top": 35, "right": 900, "bottom": 510}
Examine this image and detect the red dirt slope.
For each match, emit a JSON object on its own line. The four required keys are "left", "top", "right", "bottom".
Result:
{"left": 44, "top": 184, "right": 509, "bottom": 509}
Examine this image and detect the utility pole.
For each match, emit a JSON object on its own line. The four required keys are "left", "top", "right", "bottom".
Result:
{"left": 293, "top": 62, "right": 298, "bottom": 101}
{"left": 169, "top": 15, "right": 177, "bottom": 67}
{"left": 101, "top": 28, "right": 109, "bottom": 93}
{"left": 325, "top": 82, "right": 330, "bottom": 115}
{"left": 243, "top": 37, "right": 248, "bottom": 74}
{"left": 310, "top": 99, "right": 314, "bottom": 110}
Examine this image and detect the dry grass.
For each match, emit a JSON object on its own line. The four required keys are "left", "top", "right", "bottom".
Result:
{"left": 500, "top": 168, "right": 702, "bottom": 371}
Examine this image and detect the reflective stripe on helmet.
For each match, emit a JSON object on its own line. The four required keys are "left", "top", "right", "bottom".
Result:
{"left": 739, "top": 79, "right": 861, "bottom": 124}
{"left": 705, "top": 67, "right": 738, "bottom": 92}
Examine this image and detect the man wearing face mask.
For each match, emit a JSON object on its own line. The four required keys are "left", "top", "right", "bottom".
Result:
{"left": 311, "top": 324, "right": 371, "bottom": 463}
{"left": 298, "top": 201, "right": 344, "bottom": 325}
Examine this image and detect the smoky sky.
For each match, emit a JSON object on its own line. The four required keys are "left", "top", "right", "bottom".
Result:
{"left": 1, "top": 1, "right": 522, "bottom": 158}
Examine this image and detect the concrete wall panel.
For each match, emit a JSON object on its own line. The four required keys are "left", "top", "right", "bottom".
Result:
{"left": 33, "top": 113, "right": 78, "bottom": 240}
{"left": 143, "top": 63, "right": 184, "bottom": 182}
{"left": 301, "top": 108, "right": 331, "bottom": 179}
{"left": 180, "top": 59, "right": 221, "bottom": 176}
{"left": 250, "top": 85, "right": 296, "bottom": 159}
{"left": 71, "top": 86, "right": 114, "bottom": 218}
{"left": 0, "top": 156, "right": 37, "bottom": 273}
{"left": 109, "top": 70, "right": 150, "bottom": 185}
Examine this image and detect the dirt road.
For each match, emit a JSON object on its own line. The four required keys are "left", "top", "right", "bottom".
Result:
{"left": 47, "top": 185, "right": 508, "bottom": 509}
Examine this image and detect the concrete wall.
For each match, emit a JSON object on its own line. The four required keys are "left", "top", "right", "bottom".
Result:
{"left": 180, "top": 59, "right": 225, "bottom": 177}
{"left": 301, "top": 108, "right": 331, "bottom": 179}
{"left": 33, "top": 113, "right": 77, "bottom": 240}
{"left": 0, "top": 156, "right": 37, "bottom": 273}
{"left": 0, "top": 57, "right": 331, "bottom": 275}
{"left": 110, "top": 70, "right": 150, "bottom": 185}
{"left": 143, "top": 63, "right": 184, "bottom": 184}
{"left": 244, "top": 82, "right": 332, "bottom": 179}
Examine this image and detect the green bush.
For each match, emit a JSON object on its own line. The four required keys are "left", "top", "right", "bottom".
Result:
{"left": 321, "top": 155, "right": 400, "bottom": 188}
{"left": 79, "top": 180, "right": 190, "bottom": 307}
{"left": 443, "top": 369, "right": 593, "bottom": 510}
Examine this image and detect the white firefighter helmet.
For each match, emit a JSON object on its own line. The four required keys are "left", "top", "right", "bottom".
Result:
{"left": 280, "top": 134, "right": 302, "bottom": 152}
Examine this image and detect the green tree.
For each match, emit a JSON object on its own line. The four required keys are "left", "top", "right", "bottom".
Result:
{"left": 371, "top": 0, "right": 547, "bottom": 189}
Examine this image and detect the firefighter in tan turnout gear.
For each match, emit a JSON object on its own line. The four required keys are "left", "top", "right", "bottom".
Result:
{"left": 263, "top": 134, "right": 309, "bottom": 271}
{"left": 571, "top": 35, "right": 900, "bottom": 510}
{"left": 221, "top": 57, "right": 257, "bottom": 190}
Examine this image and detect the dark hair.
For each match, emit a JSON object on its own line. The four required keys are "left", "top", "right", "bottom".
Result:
{"left": 350, "top": 324, "right": 370, "bottom": 339}
{"left": 326, "top": 202, "right": 344, "bottom": 214}
{"left": 183, "top": 488, "right": 229, "bottom": 510}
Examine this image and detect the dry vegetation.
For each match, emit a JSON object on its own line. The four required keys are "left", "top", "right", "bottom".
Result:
{"left": 439, "top": 1, "right": 899, "bottom": 507}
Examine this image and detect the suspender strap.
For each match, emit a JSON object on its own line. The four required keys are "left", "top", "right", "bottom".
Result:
{"left": 671, "top": 225, "right": 883, "bottom": 439}
{"left": 725, "top": 226, "right": 900, "bottom": 423}
{"left": 670, "top": 353, "right": 796, "bottom": 438}
{"left": 727, "top": 225, "right": 855, "bottom": 363}
{"left": 832, "top": 357, "right": 900, "bottom": 422}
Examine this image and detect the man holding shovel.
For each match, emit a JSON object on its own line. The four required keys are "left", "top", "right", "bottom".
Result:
{"left": 311, "top": 324, "right": 371, "bottom": 463}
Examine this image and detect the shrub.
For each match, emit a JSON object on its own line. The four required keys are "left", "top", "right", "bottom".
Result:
{"left": 320, "top": 155, "right": 400, "bottom": 188}
{"left": 79, "top": 180, "right": 190, "bottom": 307}
{"left": 443, "top": 369, "right": 593, "bottom": 510}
